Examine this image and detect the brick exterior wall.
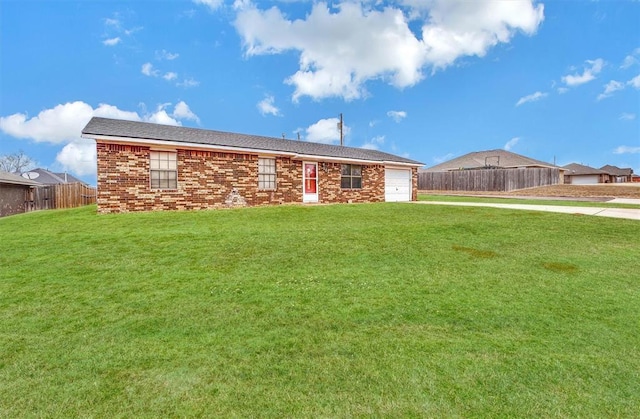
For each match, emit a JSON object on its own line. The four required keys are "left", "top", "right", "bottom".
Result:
{"left": 96, "top": 141, "right": 416, "bottom": 213}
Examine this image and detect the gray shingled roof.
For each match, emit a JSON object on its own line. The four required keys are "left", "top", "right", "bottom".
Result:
{"left": 0, "top": 170, "right": 42, "bottom": 186}
{"left": 82, "top": 117, "right": 423, "bottom": 166}
{"left": 422, "top": 149, "right": 559, "bottom": 171}
{"left": 21, "top": 168, "right": 85, "bottom": 185}
{"left": 600, "top": 165, "right": 633, "bottom": 176}
{"left": 562, "top": 163, "right": 609, "bottom": 175}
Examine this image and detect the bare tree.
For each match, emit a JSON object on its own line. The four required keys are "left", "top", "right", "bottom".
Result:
{"left": 0, "top": 150, "right": 35, "bottom": 174}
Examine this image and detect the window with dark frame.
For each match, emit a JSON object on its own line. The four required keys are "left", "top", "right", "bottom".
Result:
{"left": 341, "top": 164, "right": 362, "bottom": 189}
{"left": 258, "top": 157, "right": 276, "bottom": 190}
{"left": 150, "top": 151, "right": 177, "bottom": 189}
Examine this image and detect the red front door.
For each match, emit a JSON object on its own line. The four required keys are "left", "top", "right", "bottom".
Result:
{"left": 303, "top": 162, "right": 318, "bottom": 202}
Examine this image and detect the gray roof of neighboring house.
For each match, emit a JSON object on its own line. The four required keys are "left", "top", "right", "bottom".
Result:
{"left": 82, "top": 117, "right": 423, "bottom": 166}
{"left": 421, "top": 149, "right": 560, "bottom": 172}
{"left": 21, "top": 168, "right": 85, "bottom": 185}
{"left": 600, "top": 165, "right": 633, "bottom": 176}
{"left": 0, "top": 170, "right": 42, "bottom": 186}
{"left": 562, "top": 163, "right": 609, "bottom": 176}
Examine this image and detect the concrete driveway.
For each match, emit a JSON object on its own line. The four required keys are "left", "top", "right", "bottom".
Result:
{"left": 414, "top": 200, "right": 640, "bottom": 220}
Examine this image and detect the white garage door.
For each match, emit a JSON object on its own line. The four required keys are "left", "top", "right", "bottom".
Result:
{"left": 571, "top": 175, "right": 599, "bottom": 185}
{"left": 385, "top": 168, "right": 412, "bottom": 202}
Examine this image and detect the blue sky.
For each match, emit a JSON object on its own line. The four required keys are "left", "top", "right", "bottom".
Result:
{"left": 1, "top": 0, "right": 639, "bottom": 185}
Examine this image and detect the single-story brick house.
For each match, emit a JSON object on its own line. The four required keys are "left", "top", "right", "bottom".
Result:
{"left": 562, "top": 163, "right": 610, "bottom": 184}
{"left": 81, "top": 117, "right": 423, "bottom": 213}
{"left": 600, "top": 165, "right": 634, "bottom": 183}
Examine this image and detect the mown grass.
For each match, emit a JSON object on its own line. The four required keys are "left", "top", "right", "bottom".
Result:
{"left": 1, "top": 204, "right": 639, "bottom": 417}
{"left": 419, "top": 193, "right": 640, "bottom": 209}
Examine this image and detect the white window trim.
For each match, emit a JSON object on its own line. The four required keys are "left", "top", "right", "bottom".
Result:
{"left": 258, "top": 157, "right": 277, "bottom": 190}
{"left": 341, "top": 164, "right": 363, "bottom": 189}
{"left": 150, "top": 150, "right": 178, "bottom": 190}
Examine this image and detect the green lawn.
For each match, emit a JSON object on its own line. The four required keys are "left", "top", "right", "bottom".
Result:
{"left": 1, "top": 204, "right": 639, "bottom": 417}
{"left": 419, "top": 193, "right": 640, "bottom": 209}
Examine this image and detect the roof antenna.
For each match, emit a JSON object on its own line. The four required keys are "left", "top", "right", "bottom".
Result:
{"left": 282, "top": 133, "right": 285, "bottom": 139}
{"left": 297, "top": 132, "right": 300, "bottom": 141}
{"left": 338, "top": 113, "right": 344, "bottom": 146}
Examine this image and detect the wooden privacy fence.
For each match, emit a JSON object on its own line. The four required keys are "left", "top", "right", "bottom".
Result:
{"left": 28, "top": 183, "right": 96, "bottom": 211}
{"left": 418, "top": 167, "right": 560, "bottom": 192}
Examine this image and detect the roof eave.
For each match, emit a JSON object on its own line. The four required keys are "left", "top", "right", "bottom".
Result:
{"left": 84, "top": 134, "right": 423, "bottom": 167}
{"left": 0, "top": 180, "right": 41, "bottom": 186}
{"left": 83, "top": 134, "right": 299, "bottom": 157}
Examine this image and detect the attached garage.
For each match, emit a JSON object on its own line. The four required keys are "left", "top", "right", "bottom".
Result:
{"left": 562, "top": 163, "right": 608, "bottom": 185}
{"left": 385, "top": 168, "right": 412, "bottom": 202}
{"left": 568, "top": 175, "right": 600, "bottom": 185}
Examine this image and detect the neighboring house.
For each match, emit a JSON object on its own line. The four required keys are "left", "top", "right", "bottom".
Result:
{"left": 423, "top": 149, "right": 560, "bottom": 172}
{"left": 81, "top": 117, "right": 423, "bottom": 213}
{"left": 600, "top": 165, "right": 634, "bottom": 183}
{"left": 21, "top": 168, "right": 86, "bottom": 185}
{"left": 562, "top": 163, "right": 610, "bottom": 184}
{"left": 419, "top": 149, "right": 564, "bottom": 191}
{"left": 0, "top": 170, "right": 42, "bottom": 217}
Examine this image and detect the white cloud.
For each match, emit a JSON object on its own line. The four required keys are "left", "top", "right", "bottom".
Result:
{"left": 361, "top": 135, "right": 385, "bottom": 150}
{"left": 234, "top": 0, "right": 544, "bottom": 101}
{"left": 163, "top": 72, "right": 178, "bottom": 81}
{"left": 102, "top": 37, "right": 121, "bottom": 46}
{"left": 257, "top": 95, "right": 281, "bottom": 116}
{"left": 172, "top": 101, "right": 200, "bottom": 123}
{"left": 141, "top": 62, "right": 159, "bottom": 77}
{"left": 387, "top": 110, "right": 407, "bottom": 122}
{"left": 504, "top": 137, "right": 520, "bottom": 151}
{"left": 516, "top": 91, "right": 547, "bottom": 106}
{"left": 123, "top": 26, "right": 142, "bottom": 36}
{"left": 0, "top": 101, "right": 199, "bottom": 177}
{"left": 194, "top": 0, "right": 223, "bottom": 11}
{"left": 557, "top": 87, "right": 569, "bottom": 94}
{"left": 305, "top": 117, "right": 349, "bottom": 144}
{"left": 146, "top": 109, "right": 179, "bottom": 126}
{"left": 419, "top": 0, "right": 544, "bottom": 69}
{"left": 93, "top": 104, "right": 143, "bottom": 121}
{"left": 56, "top": 140, "right": 97, "bottom": 176}
{"left": 619, "top": 113, "right": 636, "bottom": 121}
{"left": 620, "top": 48, "right": 640, "bottom": 69}
{"left": 621, "top": 55, "right": 637, "bottom": 70}
{"left": 592, "top": 74, "right": 640, "bottom": 100}
{"left": 0, "top": 102, "right": 139, "bottom": 144}
{"left": 102, "top": 14, "right": 142, "bottom": 46}
{"left": 156, "top": 49, "right": 179, "bottom": 60}
{"left": 104, "top": 17, "right": 120, "bottom": 27}
{"left": 561, "top": 58, "right": 604, "bottom": 86}
{"left": 614, "top": 146, "right": 640, "bottom": 154}
{"left": 597, "top": 80, "right": 625, "bottom": 100}
{"left": 177, "top": 77, "right": 200, "bottom": 88}
{"left": 142, "top": 64, "right": 184, "bottom": 85}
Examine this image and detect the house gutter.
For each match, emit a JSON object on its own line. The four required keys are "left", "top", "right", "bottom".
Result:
{"left": 82, "top": 134, "right": 423, "bottom": 167}
{"left": 81, "top": 134, "right": 299, "bottom": 157}
{"left": 290, "top": 154, "right": 421, "bottom": 167}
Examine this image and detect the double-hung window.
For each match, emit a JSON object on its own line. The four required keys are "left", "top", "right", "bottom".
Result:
{"left": 341, "top": 164, "right": 362, "bottom": 189}
{"left": 150, "top": 151, "right": 177, "bottom": 189}
{"left": 258, "top": 157, "right": 276, "bottom": 190}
